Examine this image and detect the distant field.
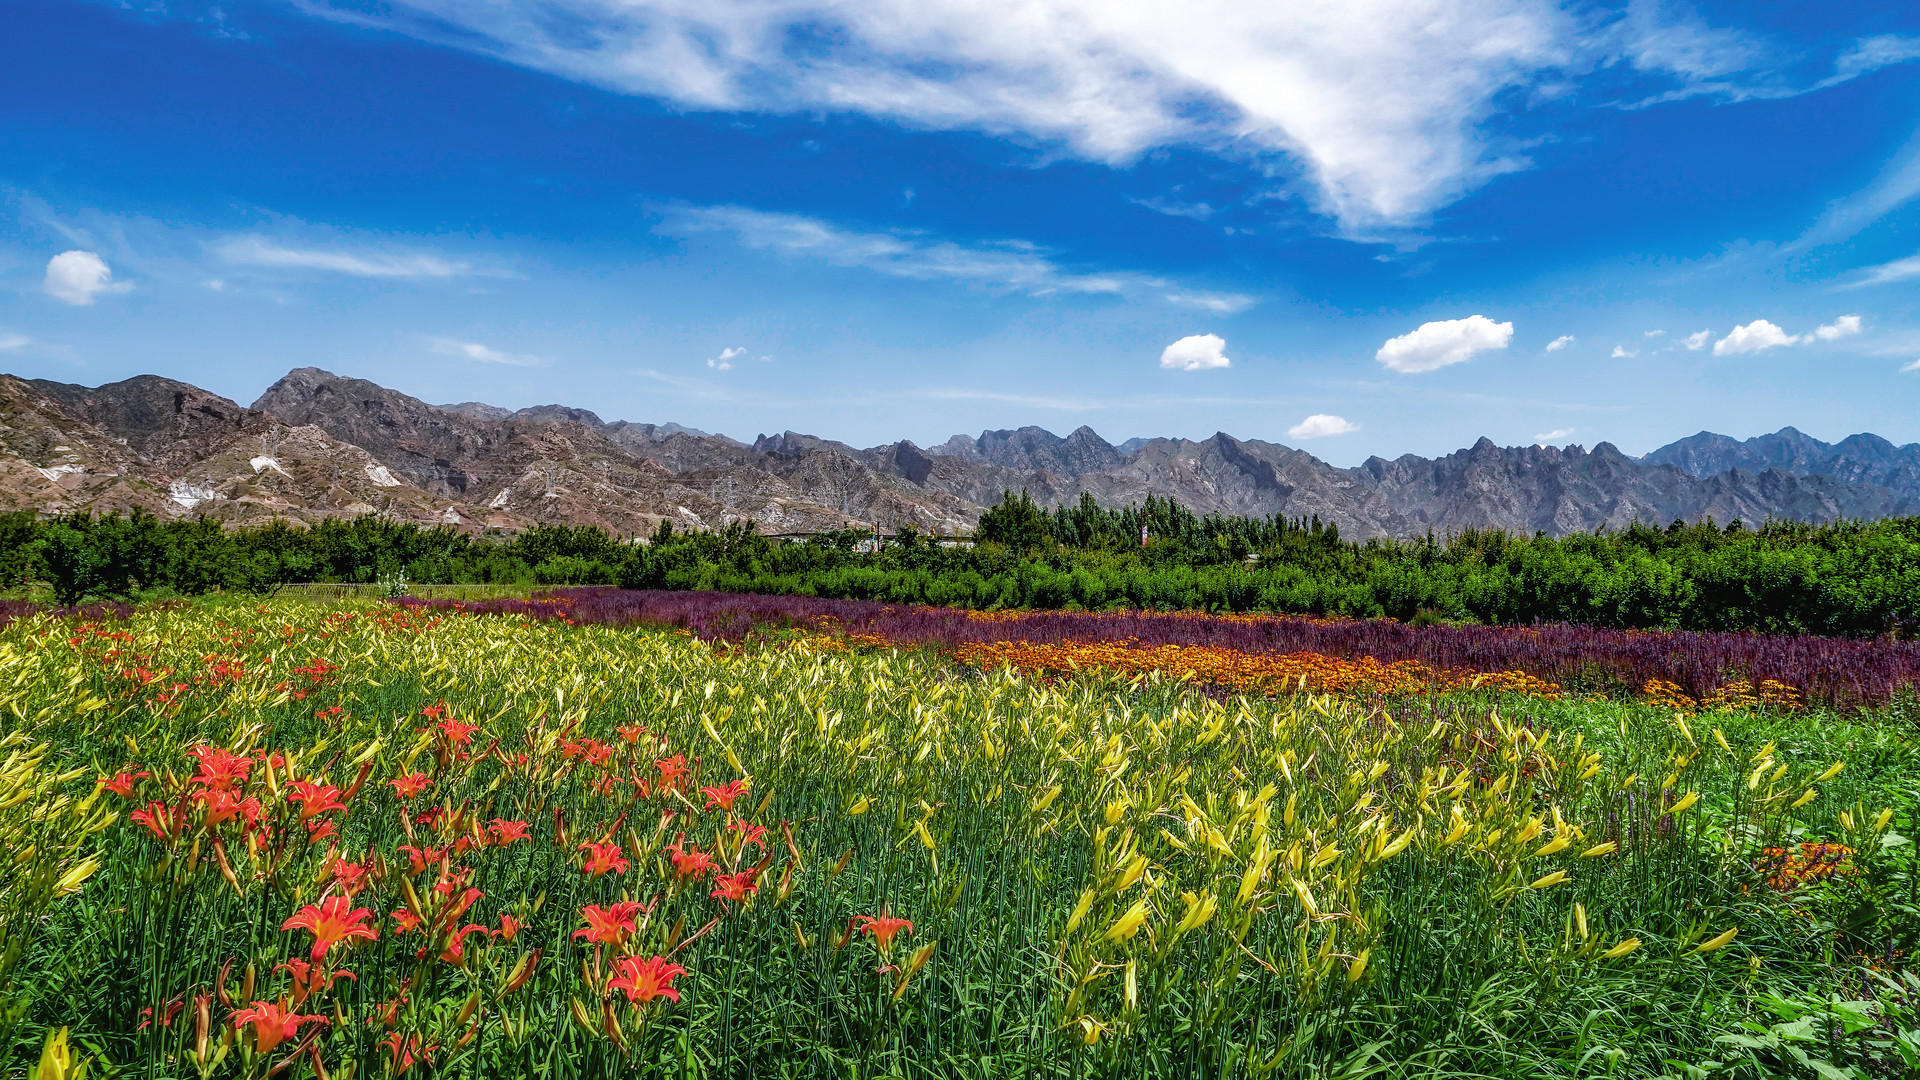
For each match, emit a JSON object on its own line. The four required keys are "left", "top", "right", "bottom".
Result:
{"left": 2, "top": 597, "right": 1916, "bottom": 1078}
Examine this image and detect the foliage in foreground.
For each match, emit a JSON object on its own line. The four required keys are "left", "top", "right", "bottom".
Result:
{"left": 0, "top": 600, "right": 1916, "bottom": 1078}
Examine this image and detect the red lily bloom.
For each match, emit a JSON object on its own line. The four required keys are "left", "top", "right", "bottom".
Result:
{"left": 432, "top": 885, "right": 483, "bottom": 929}
{"left": 710, "top": 868, "right": 761, "bottom": 902}
{"left": 579, "top": 841, "right": 630, "bottom": 877}
{"left": 389, "top": 773, "right": 430, "bottom": 800}
{"left": 187, "top": 746, "right": 253, "bottom": 792}
{"left": 390, "top": 908, "right": 424, "bottom": 934}
{"left": 572, "top": 901, "right": 647, "bottom": 948}
{"left": 434, "top": 924, "right": 491, "bottom": 965}
{"left": 701, "top": 779, "right": 750, "bottom": 813}
{"left": 615, "top": 724, "right": 648, "bottom": 743}
{"left": 196, "top": 789, "right": 264, "bottom": 831}
{"left": 231, "top": 1000, "right": 326, "bottom": 1056}
{"left": 654, "top": 755, "right": 690, "bottom": 793}
{"left": 666, "top": 841, "right": 715, "bottom": 881}
{"left": 727, "top": 819, "right": 770, "bottom": 852}
{"left": 379, "top": 1032, "right": 436, "bottom": 1075}
{"left": 101, "top": 769, "right": 149, "bottom": 799}
{"left": 435, "top": 717, "right": 482, "bottom": 747}
{"left": 275, "top": 959, "right": 356, "bottom": 1006}
{"left": 495, "top": 913, "right": 521, "bottom": 943}
{"left": 330, "top": 859, "right": 371, "bottom": 895}
{"left": 282, "top": 895, "right": 380, "bottom": 963}
{"left": 488, "top": 818, "right": 531, "bottom": 845}
{"left": 608, "top": 955, "right": 688, "bottom": 1005}
{"left": 855, "top": 912, "right": 914, "bottom": 954}
{"left": 398, "top": 844, "right": 449, "bottom": 876}
{"left": 285, "top": 780, "right": 348, "bottom": 820}
{"left": 130, "top": 800, "right": 182, "bottom": 841}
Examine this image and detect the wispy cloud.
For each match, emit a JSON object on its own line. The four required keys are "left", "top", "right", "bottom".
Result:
{"left": 1131, "top": 196, "right": 1214, "bottom": 221}
{"left": 1838, "top": 251, "right": 1920, "bottom": 289}
{"left": 1534, "top": 426, "right": 1575, "bottom": 443}
{"left": 220, "top": 236, "right": 501, "bottom": 279}
{"left": 1544, "top": 334, "right": 1573, "bottom": 352}
{"left": 664, "top": 204, "right": 1252, "bottom": 311}
{"left": 0, "top": 333, "right": 31, "bottom": 351}
{"left": 1902, "top": 358, "right": 1920, "bottom": 374}
{"left": 429, "top": 337, "right": 551, "bottom": 367}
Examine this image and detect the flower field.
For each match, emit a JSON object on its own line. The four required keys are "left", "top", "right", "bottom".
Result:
{"left": 395, "top": 587, "right": 1920, "bottom": 709}
{"left": 3, "top": 598, "right": 1918, "bottom": 1078}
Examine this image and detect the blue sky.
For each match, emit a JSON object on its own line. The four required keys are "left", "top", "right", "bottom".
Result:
{"left": 3, "top": 0, "right": 1919, "bottom": 465}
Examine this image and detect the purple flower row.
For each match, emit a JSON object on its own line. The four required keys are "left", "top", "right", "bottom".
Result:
{"left": 395, "top": 588, "right": 1920, "bottom": 710}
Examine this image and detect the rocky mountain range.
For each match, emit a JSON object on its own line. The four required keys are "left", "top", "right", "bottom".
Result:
{"left": 1, "top": 366, "right": 1914, "bottom": 539}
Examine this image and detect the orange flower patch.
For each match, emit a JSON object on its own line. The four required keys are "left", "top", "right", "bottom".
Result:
{"left": 951, "top": 640, "right": 1560, "bottom": 699}
{"left": 1754, "top": 841, "right": 1856, "bottom": 891}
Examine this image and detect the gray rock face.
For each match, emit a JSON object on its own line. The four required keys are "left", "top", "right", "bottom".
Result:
{"left": 5, "top": 366, "right": 1916, "bottom": 537}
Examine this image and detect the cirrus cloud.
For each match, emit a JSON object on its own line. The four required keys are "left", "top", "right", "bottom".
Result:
{"left": 1160, "top": 334, "right": 1231, "bottom": 371}
{"left": 429, "top": 337, "right": 552, "bottom": 367}
{"left": 1376, "top": 314, "right": 1513, "bottom": 373}
{"left": 1287, "top": 414, "right": 1358, "bottom": 440}
{"left": 1544, "top": 334, "right": 1573, "bottom": 352}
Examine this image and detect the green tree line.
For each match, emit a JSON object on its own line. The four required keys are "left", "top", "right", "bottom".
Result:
{"left": 3, "top": 493, "right": 1918, "bottom": 636}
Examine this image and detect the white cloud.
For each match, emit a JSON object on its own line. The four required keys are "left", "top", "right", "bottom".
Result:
{"left": 203, "top": 278, "right": 226, "bottom": 291}
{"left": 708, "top": 346, "right": 745, "bottom": 371}
{"left": 1609, "top": 344, "right": 1634, "bottom": 358}
{"left": 1643, "top": 329, "right": 1666, "bottom": 338}
{"left": 322, "top": 0, "right": 1600, "bottom": 231}
{"left": 220, "top": 236, "right": 479, "bottom": 278}
{"left": 1544, "top": 334, "right": 1573, "bottom": 352}
{"left": 1684, "top": 329, "right": 1710, "bottom": 350}
{"left": 667, "top": 204, "right": 1249, "bottom": 309}
{"left": 429, "top": 337, "right": 551, "bottom": 367}
{"left": 1160, "top": 334, "right": 1231, "bottom": 371}
{"left": 1376, "top": 314, "right": 1512, "bottom": 373}
{"left": 1533, "top": 426, "right": 1575, "bottom": 444}
{"left": 1812, "top": 314, "right": 1862, "bottom": 341}
{"left": 1713, "top": 319, "right": 1800, "bottom": 356}
{"left": 0, "top": 333, "right": 30, "bottom": 351}
{"left": 1903, "top": 358, "right": 1920, "bottom": 374}
{"left": 1287, "top": 413, "right": 1358, "bottom": 440}
{"left": 44, "top": 251, "right": 130, "bottom": 305}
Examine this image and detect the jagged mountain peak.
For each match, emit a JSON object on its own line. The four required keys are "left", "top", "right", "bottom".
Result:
{"left": 5, "top": 367, "right": 1918, "bottom": 538}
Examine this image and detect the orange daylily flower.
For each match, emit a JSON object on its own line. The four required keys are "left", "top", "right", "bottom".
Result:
{"left": 855, "top": 912, "right": 914, "bottom": 954}
{"left": 654, "top": 755, "right": 690, "bottom": 793}
{"left": 608, "top": 955, "right": 688, "bottom": 1005}
{"left": 666, "top": 840, "right": 715, "bottom": 881}
{"left": 701, "top": 779, "right": 749, "bottom": 813}
{"left": 231, "top": 1000, "right": 326, "bottom": 1055}
{"left": 101, "top": 769, "right": 149, "bottom": 799}
{"left": 579, "top": 841, "right": 630, "bottom": 877}
{"left": 389, "top": 773, "right": 431, "bottom": 800}
{"left": 285, "top": 780, "right": 348, "bottom": 821}
{"left": 487, "top": 818, "right": 531, "bottom": 845}
{"left": 187, "top": 746, "right": 253, "bottom": 792}
{"left": 282, "top": 895, "right": 379, "bottom": 963}
{"left": 710, "top": 868, "right": 761, "bottom": 902}
{"left": 573, "top": 900, "right": 648, "bottom": 948}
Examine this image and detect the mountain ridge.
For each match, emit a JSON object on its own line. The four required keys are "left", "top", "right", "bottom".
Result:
{"left": 0, "top": 366, "right": 1913, "bottom": 538}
